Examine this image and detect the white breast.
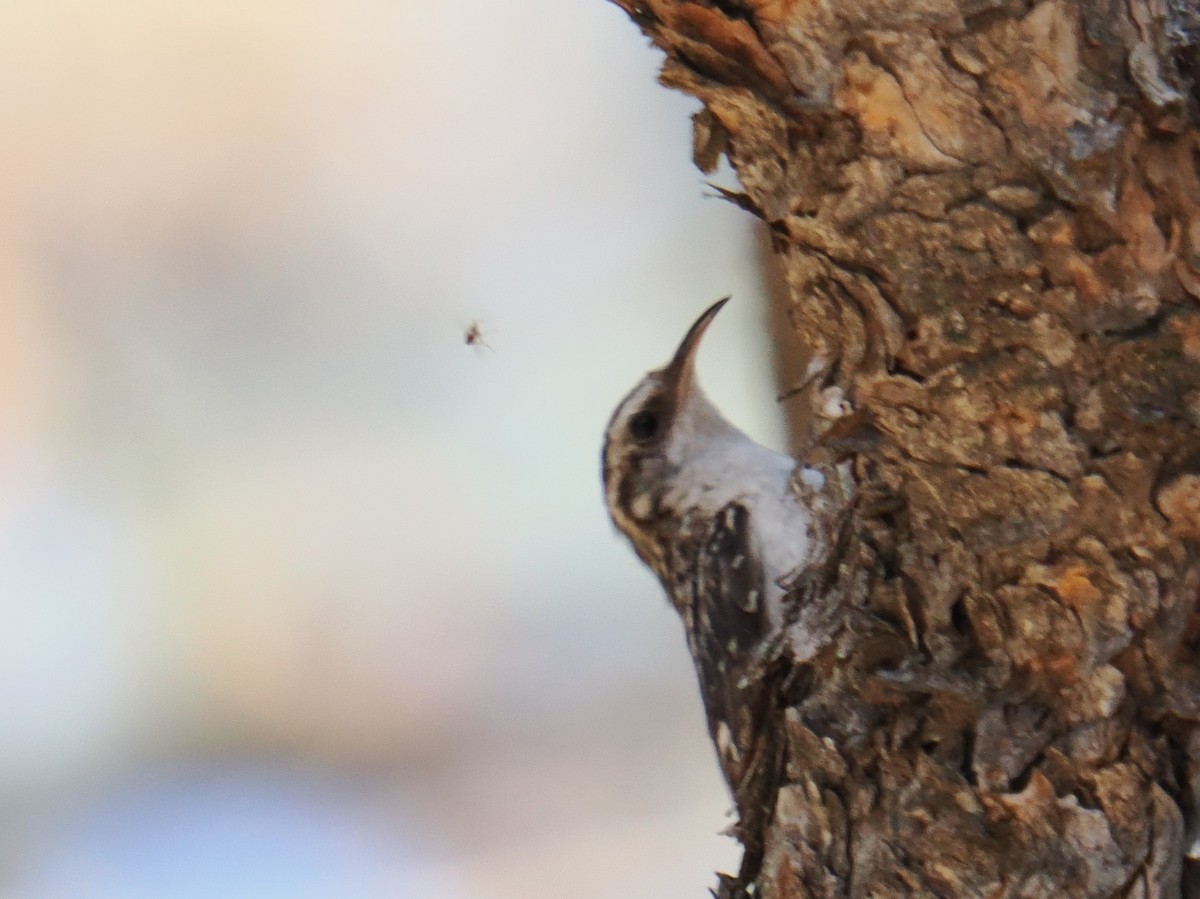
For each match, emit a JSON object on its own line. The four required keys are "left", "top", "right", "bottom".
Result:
{"left": 664, "top": 402, "right": 816, "bottom": 625}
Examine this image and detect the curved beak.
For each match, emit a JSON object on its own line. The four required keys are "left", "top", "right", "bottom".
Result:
{"left": 661, "top": 297, "right": 729, "bottom": 396}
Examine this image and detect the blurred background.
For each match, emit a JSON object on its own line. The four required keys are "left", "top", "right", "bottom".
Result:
{"left": 0, "top": 2, "right": 790, "bottom": 896}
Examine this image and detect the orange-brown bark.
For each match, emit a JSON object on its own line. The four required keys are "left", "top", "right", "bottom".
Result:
{"left": 611, "top": 0, "right": 1200, "bottom": 895}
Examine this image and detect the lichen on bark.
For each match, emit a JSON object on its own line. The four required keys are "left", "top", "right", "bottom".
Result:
{"left": 610, "top": 0, "right": 1200, "bottom": 895}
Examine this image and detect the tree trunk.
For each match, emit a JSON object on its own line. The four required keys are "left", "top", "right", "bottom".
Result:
{"left": 610, "top": 0, "right": 1200, "bottom": 895}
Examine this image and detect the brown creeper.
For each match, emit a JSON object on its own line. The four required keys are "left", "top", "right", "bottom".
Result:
{"left": 601, "top": 298, "right": 827, "bottom": 868}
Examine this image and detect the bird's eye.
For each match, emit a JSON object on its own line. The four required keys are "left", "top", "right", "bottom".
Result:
{"left": 629, "top": 410, "right": 659, "bottom": 442}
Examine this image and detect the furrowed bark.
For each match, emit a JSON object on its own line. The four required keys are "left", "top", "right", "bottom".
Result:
{"left": 610, "top": 0, "right": 1200, "bottom": 895}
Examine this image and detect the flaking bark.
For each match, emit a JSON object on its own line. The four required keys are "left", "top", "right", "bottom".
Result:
{"left": 610, "top": 0, "right": 1200, "bottom": 895}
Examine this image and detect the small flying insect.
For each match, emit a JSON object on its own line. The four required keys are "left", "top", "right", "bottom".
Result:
{"left": 463, "top": 321, "right": 493, "bottom": 353}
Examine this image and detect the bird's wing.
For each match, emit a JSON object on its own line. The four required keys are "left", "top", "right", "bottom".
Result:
{"left": 670, "top": 502, "right": 787, "bottom": 853}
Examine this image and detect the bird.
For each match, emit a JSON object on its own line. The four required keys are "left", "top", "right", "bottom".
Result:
{"left": 601, "top": 297, "right": 828, "bottom": 878}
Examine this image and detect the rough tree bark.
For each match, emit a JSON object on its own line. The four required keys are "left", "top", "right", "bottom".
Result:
{"left": 611, "top": 0, "right": 1200, "bottom": 896}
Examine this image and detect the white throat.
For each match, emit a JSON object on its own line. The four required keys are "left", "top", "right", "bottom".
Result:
{"left": 665, "top": 390, "right": 818, "bottom": 612}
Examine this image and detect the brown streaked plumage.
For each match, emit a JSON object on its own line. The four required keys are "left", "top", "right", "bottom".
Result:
{"left": 601, "top": 298, "right": 821, "bottom": 886}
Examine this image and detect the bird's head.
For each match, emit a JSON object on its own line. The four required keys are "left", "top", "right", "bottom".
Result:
{"left": 601, "top": 297, "right": 730, "bottom": 575}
